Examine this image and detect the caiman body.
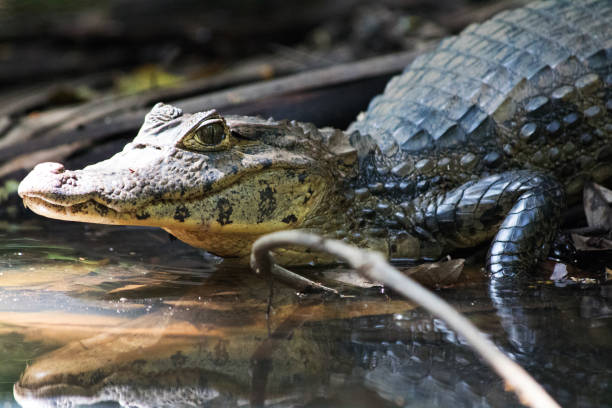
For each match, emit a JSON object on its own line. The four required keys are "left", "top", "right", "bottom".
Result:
{"left": 19, "top": 0, "right": 612, "bottom": 278}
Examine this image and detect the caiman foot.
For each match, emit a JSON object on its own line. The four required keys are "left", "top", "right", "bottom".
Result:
{"left": 415, "top": 170, "right": 566, "bottom": 279}
{"left": 485, "top": 172, "right": 565, "bottom": 279}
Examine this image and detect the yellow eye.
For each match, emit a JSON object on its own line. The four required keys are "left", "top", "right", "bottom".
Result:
{"left": 179, "top": 120, "right": 230, "bottom": 151}
{"left": 194, "top": 123, "right": 226, "bottom": 146}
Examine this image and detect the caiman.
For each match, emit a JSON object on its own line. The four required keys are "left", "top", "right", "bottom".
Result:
{"left": 18, "top": 0, "right": 612, "bottom": 279}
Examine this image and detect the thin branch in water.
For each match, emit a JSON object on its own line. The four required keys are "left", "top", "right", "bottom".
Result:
{"left": 250, "top": 230, "right": 560, "bottom": 408}
{"left": 271, "top": 264, "right": 339, "bottom": 295}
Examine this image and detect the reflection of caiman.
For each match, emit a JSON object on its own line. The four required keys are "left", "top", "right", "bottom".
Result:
{"left": 13, "top": 275, "right": 612, "bottom": 407}
{"left": 13, "top": 316, "right": 519, "bottom": 408}
{"left": 18, "top": 0, "right": 612, "bottom": 278}
{"left": 11, "top": 277, "right": 522, "bottom": 407}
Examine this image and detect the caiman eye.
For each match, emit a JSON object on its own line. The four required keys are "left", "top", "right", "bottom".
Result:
{"left": 179, "top": 119, "right": 230, "bottom": 151}
{"left": 194, "top": 123, "right": 225, "bottom": 146}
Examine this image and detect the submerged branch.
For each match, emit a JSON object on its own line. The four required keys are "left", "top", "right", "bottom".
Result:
{"left": 250, "top": 230, "right": 560, "bottom": 408}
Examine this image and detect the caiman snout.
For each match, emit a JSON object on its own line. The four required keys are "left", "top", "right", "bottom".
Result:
{"left": 18, "top": 162, "right": 81, "bottom": 203}
{"left": 18, "top": 160, "right": 146, "bottom": 224}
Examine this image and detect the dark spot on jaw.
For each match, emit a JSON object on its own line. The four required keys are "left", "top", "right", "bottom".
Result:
{"left": 135, "top": 212, "right": 150, "bottom": 220}
{"left": 298, "top": 172, "right": 307, "bottom": 183}
{"left": 303, "top": 187, "right": 314, "bottom": 204}
{"left": 216, "top": 198, "right": 233, "bottom": 225}
{"left": 72, "top": 203, "right": 86, "bottom": 213}
{"left": 173, "top": 204, "right": 190, "bottom": 222}
{"left": 257, "top": 185, "right": 277, "bottom": 223}
{"left": 93, "top": 202, "right": 109, "bottom": 216}
{"left": 282, "top": 214, "right": 298, "bottom": 224}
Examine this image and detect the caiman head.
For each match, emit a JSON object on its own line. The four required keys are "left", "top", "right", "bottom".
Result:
{"left": 19, "top": 103, "right": 359, "bottom": 263}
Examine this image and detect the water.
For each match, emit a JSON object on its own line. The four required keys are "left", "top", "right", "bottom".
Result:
{"left": 0, "top": 219, "right": 611, "bottom": 407}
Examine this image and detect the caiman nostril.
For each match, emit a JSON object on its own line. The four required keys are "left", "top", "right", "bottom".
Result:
{"left": 33, "top": 162, "right": 65, "bottom": 174}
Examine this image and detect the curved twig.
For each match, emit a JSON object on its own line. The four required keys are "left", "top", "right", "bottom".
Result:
{"left": 250, "top": 230, "right": 560, "bottom": 408}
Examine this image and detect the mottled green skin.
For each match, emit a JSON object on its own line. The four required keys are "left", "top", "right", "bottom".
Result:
{"left": 18, "top": 0, "right": 612, "bottom": 278}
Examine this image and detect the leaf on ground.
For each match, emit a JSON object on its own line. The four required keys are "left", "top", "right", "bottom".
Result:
{"left": 540, "top": 259, "right": 603, "bottom": 287}
{"left": 549, "top": 262, "right": 568, "bottom": 281}
{"left": 571, "top": 233, "right": 612, "bottom": 251}
{"left": 584, "top": 182, "right": 612, "bottom": 230}
{"left": 319, "top": 258, "right": 464, "bottom": 289}
{"left": 399, "top": 258, "right": 465, "bottom": 287}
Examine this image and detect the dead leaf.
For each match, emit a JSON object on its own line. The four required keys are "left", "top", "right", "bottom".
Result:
{"left": 584, "top": 182, "right": 612, "bottom": 230}
{"left": 571, "top": 233, "right": 612, "bottom": 251}
{"left": 399, "top": 258, "right": 465, "bottom": 287}
{"left": 549, "top": 262, "right": 568, "bottom": 281}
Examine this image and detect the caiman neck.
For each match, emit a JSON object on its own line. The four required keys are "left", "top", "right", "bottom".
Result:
{"left": 301, "top": 131, "right": 441, "bottom": 264}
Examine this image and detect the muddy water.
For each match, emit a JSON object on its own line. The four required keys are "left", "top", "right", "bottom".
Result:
{"left": 0, "top": 219, "right": 611, "bottom": 407}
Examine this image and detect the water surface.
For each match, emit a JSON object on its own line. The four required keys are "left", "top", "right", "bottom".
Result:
{"left": 0, "top": 219, "right": 611, "bottom": 407}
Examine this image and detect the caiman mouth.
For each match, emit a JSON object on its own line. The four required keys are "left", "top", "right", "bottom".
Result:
{"left": 21, "top": 195, "right": 131, "bottom": 225}
{"left": 19, "top": 165, "right": 327, "bottom": 239}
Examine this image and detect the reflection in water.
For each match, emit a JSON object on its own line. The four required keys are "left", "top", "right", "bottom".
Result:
{"left": 1, "top": 220, "right": 612, "bottom": 407}
{"left": 12, "top": 277, "right": 516, "bottom": 408}
{"left": 489, "top": 278, "right": 612, "bottom": 407}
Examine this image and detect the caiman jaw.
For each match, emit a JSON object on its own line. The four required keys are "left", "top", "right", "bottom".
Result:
{"left": 18, "top": 161, "right": 331, "bottom": 259}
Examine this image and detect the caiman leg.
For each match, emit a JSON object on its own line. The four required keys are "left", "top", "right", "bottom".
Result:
{"left": 485, "top": 174, "right": 565, "bottom": 279}
{"left": 418, "top": 170, "right": 565, "bottom": 279}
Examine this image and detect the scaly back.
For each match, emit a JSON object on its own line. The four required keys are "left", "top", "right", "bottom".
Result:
{"left": 348, "top": 0, "right": 611, "bottom": 196}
